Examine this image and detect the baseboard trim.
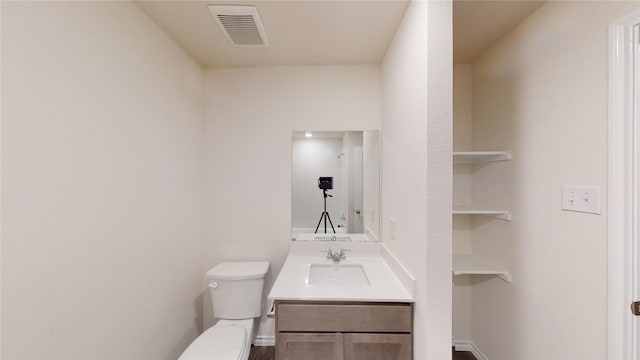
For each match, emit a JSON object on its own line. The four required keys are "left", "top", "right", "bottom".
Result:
{"left": 452, "top": 339, "right": 488, "bottom": 360}
{"left": 253, "top": 335, "right": 275, "bottom": 347}
{"left": 258, "top": 335, "right": 486, "bottom": 356}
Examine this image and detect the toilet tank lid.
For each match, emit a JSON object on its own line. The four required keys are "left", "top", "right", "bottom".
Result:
{"left": 207, "top": 261, "right": 270, "bottom": 280}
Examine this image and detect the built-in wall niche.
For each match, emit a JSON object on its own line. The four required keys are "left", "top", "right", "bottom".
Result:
{"left": 452, "top": 150, "right": 513, "bottom": 283}
{"left": 291, "top": 130, "right": 380, "bottom": 242}
{"left": 452, "top": 151, "right": 512, "bottom": 221}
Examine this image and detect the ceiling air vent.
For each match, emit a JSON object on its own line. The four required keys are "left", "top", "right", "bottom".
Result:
{"left": 208, "top": 5, "right": 269, "bottom": 47}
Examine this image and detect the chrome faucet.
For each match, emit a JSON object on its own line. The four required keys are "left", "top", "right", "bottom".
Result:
{"left": 338, "top": 249, "right": 351, "bottom": 260}
{"left": 323, "top": 248, "right": 335, "bottom": 260}
{"left": 323, "top": 248, "right": 351, "bottom": 262}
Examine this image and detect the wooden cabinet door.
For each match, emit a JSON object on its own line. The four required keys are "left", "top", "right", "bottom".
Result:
{"left": 276, "top": 333, "right": 344, "bottom": 360}
{"left": 343, "top": 334, "right": 412, "bottom": 360}
{"left": 276, "top": 302, "right": 412, "bottom": 333}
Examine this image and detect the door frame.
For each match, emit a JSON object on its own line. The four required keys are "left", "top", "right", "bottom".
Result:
{"left": 608, "top": 8, "right": 640, "bottom": 360}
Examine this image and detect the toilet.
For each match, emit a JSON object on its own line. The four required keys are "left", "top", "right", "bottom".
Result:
{"left": 178, "top": 261, "right": 270, "bottom": 360}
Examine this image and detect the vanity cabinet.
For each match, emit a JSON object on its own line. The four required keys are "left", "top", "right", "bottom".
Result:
{"left": 343, "top": 333, "right": 412, "bottom": 359}
{"left": 277, "top": 333, "right": 343, "bottom": 360}
{"left": 274, "top": 301, "right": 413, "bottom": 360}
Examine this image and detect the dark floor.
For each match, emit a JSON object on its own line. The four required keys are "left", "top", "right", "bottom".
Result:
{"left": 452, "top": 347, "right": 478, "bottom": 360}
{"left": 248, "top": 345, "right": 275, "bottom": 360}
{"left": 247, "top": 346, "right": 477, "bottom": 360}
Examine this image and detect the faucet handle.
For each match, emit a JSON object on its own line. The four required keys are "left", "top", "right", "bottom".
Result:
{"left": 339, "top": 249, "right": 351, "bottom": 259}
{"left": 322, "top": 249, "right": 334, "bottom": 258}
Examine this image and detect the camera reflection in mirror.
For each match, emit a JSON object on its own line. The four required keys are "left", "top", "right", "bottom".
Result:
{"left": 291, "top": 130, "right": 380, "bottom": 242}
{"left": 314, "top": 176, "right": 336, "bottom": 234}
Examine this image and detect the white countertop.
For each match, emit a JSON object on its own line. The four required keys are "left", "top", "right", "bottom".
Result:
{"left": 294, "top": 233, "right": 372, "bottom": 242}
{"left": 268, "top": 242, "right": 414, "bottom": 303}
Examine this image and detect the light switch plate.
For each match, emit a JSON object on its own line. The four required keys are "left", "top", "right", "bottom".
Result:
{"left": 561, "top": 186, "right": 601, "bottom": 214}
{"left": 389, "top": 218, "right": 397, "bottom": 240}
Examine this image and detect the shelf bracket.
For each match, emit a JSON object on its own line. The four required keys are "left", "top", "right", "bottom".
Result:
{"left": 452, "top": 209, "right": 512, "bottom": 221}
{"left": 493, "top": 212, "right": 512, "bottom": 221}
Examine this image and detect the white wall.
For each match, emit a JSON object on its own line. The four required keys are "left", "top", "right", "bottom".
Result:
{"left": 469, "top": 1, "right": 640, "bottom": 359}
{"left": 452, "top": 64, "right": 473, "bottom": 342}
{"left": 363, "top": 130, "right": 381, "bottom": 240}
{"left": 381, "top": 1, "right": 452, "bottom": 358}
{"left": 1, "top": 1, "right": 456, "bottom": 357}
{"left": 203, "top": 65, "right": 381, "bottom": 339}
{"left": 343, "top": 131, "right": 363, "bottom": 233}
{"left": 1, "top": 2, "right": 205, "bottom": 359}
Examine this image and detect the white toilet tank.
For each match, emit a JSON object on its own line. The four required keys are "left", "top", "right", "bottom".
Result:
{"left": 207, "top": 261, "right": 269, "bottom": 320}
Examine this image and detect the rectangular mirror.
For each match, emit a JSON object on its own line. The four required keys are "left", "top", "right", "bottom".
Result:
{"left": 291, "top": 130, "right": 380, "bottom": 242}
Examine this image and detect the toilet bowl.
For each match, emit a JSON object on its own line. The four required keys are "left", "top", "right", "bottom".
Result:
{"left": 178, "top": 261, "right": 269, "bottom": 360}
{"left": 177, "top": 319, "right": 253, "bottom": 360}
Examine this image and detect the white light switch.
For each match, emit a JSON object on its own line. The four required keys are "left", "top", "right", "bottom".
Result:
{"left": 561, "top": 186, "right": 601, "bottom": 214}
{"left": 389, "top": 218, "right": 397, "bottom": 240}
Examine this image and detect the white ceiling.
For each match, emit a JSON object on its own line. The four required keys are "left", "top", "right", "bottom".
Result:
{"left": 134, "top": 0, "right": 410, "bottom": 67}
{"left": 453, "top": 0, "right": 545, "bottom": 63}
{"left": 134, "top": 0, "right": 545, "bottom": 67}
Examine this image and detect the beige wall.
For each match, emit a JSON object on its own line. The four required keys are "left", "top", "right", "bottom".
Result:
{"left": 2, "top": 0, "right": 456, "bottom": 357}
{"left": 453, "top": 64, "right": 473, "bottom": 341}
{"left": 203, "top": 65, "right": 381, "bottom": 339}
{"left": 381, "top": 1, "right": 452, "bottom": 358}
{"left": 1, "top": 2, "right": 205, "bottom": 359}
{"left": 468, "top": 1, "right": 640, "bottom": 359}
{"left": 363, "top": 130, "right": 381, "bottom": 240}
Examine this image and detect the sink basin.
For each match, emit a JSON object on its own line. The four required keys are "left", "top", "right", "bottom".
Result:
{"left": 307, "top": 263, "right": 370, "bottom": 286}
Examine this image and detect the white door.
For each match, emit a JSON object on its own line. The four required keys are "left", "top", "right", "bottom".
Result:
{"left": 609, "top": 9, "right": 640, "bottom": 360}
{"left": 634, "top": 22, "right": 640, "bottom": 360}
{"left": 353, "top": 146, "right": 364, "bottom": 233}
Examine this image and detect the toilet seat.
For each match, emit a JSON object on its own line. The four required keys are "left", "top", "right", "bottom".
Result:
{"left": 178, "top": 324, "right": 247, "bottom": 360}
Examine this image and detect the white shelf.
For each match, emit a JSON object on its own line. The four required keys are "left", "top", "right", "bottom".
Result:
{"left": 453, "top": 253, "right": 512, "bottom": 283}
{"left": 452, "top": 205, "right": 512, "bottom": 221}
{"left": 453, "top": 151, "right": 511, "bottom": 164}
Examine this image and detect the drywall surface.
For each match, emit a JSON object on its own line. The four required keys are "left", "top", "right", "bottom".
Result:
{"left": 470, "top": 1, "right": 640, "bottom": 359}
{"left": 203, "top": 65, "right": 381, "bottom": 339}
{"left": 1, "top": 2, "right": 205, "bottom": 359}
{"left": 452, "top": 64, "right": 473, "bottom": 342}
{"left": 363, "top": 130, "right": 381, "bottom": 240}
{"left": 381, "top": 1, "right": 452, "bottom": 358}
